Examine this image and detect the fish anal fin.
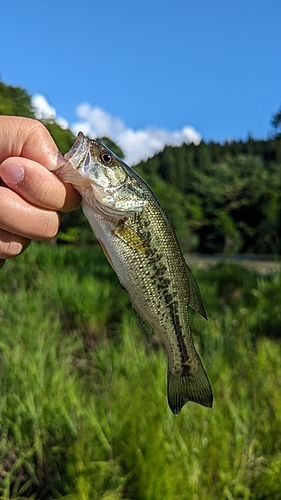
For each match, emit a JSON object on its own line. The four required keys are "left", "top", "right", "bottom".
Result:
{"left": 167, "top": 353, "right": 213, "bottom": 415}
{"left": 114, "top": 223, "right": 148, "bottom": 253}
{"left": 134, "top": 310, "right": 154, "bottom": 343}
{"left": 185, "top": 263, "right": 208, "bottom": 319}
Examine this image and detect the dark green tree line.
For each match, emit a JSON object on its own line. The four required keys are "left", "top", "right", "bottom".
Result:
{"left": 136, "top": 134, "right": 281, "bottom": 254}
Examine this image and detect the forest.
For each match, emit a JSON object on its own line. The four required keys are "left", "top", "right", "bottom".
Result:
{"left": 1, "top": 80, "right": 281, "bottom": 256}
{"left": 1, "top": 81, "right": 281, "bottom": 499}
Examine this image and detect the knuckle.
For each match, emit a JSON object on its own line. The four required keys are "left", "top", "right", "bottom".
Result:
{"left": 17, "top": 117, "right": 47, "bottom": 145}
{"left": 32, "top": 176, "right": 56, "bottom": 206}
{"left": 36, "top": 211, "right": 60, "bottom": 240}
{"left": 28, "top": 120, "right": 52, "bottom": 147}
{"left": 21, "top": 118, "right": 47, "bottom": 137}
{"left": 18, "top": 118, "right": 55, "bottom": 168}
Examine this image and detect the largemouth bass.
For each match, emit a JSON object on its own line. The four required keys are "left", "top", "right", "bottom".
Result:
{"left": 56, "top": 132, "right": 213, "bottom": 414}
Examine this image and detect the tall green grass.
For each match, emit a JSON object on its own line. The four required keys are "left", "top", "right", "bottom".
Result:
{"left": 1, "top": 244, "right": 281, "bottom": 499}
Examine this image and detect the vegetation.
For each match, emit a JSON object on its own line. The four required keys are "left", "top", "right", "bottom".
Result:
{"left": 0, "top": 82, "right": 35, "bottom": 119}
{"left": 136, "top": 137, "right": 281, "bottom": 254}
{"left": 0, "top": 244, "right": 281, "bottom": 499}
{"left": 1, "top": 80, "right": 281, "bottom": 498}
{"left": 57, "top": 131, "right": 281, "bottom": 254}
{"left": 1, "top": 81, "right": 281, "bottom": 254}
{"left": 271, "top": 106, "right": 281, "bottom": 138}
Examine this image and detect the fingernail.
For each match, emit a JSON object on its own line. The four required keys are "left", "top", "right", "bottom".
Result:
{"left": 1, "top": 162, "right": 24, "bottom": 186}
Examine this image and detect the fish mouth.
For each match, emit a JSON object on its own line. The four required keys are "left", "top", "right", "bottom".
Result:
{"left": 54, "top": 132, "right": 96, "bottom": 184}
{"left": 64, "top": 131, "right": 92, "bottom": 172}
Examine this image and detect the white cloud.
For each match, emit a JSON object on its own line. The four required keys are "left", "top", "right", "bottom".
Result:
{"left": 32, "top": 95, "right": 201, "bottom": 164}
{"left": 73, "top": 104, "right": 125, "bottom": 138}
{"left": 32, "top": 94, "right": 69, "bottom": 129}
{"left": 32, "top": 94, "right": 56, "bottom": 120}
{"left": 56, "top": 116, "right": 69, "bottom": 130}
{"left": 72, "top": 104, "right": 201, "bottom": 165}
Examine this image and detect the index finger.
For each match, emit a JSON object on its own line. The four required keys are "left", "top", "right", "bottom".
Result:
{"left": 0, "top": 116, "right": 64, "bottom": 170}
{"left": 0, "top": 157, "right": 81, "bottom": 212}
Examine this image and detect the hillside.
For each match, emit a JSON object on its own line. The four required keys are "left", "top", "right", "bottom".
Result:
{"left": 1, "top": 81, "right": 281, "bottom": 255}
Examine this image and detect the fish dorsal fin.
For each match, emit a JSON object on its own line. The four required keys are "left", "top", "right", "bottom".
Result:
{"left": 114, "top": 223, "right": 148, "bottom": 253}
{"left": 185, "top": 263, "right": 207, "bottom": 320}
{"left": 134, "top": 310, "right": 154, "bottom": 343}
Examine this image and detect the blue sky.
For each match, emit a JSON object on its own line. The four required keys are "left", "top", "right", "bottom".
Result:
{"left": 1, "top": 0, "right": 281, "bottom": 163}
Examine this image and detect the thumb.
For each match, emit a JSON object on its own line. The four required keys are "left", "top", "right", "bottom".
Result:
{"left": 0, "top": 116, "right": 65, "bottom": 170}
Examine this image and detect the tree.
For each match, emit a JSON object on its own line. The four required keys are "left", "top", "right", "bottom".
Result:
{"left": 43, "top": 121, "right": 76, "bottom": 155}
{"left": 0, "top": 81, "right": 35, "bottom": 118}
{"left": 271, "top": 107, "right": 281, "bottom": 138}
{"left": 195, "top": 141, "right": 212, "bottom": 172}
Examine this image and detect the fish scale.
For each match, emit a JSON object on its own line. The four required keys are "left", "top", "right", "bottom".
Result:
{"left": 56, "top": 132, "right": 213, "bottom": 415}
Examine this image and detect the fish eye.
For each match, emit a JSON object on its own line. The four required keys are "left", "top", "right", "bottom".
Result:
{"left": 99, "top": 151, "right": 114, "bottom": 166}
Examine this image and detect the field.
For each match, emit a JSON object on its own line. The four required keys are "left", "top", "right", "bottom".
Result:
{"left": 0, "top": 243, "right": 281, "bottom": 499}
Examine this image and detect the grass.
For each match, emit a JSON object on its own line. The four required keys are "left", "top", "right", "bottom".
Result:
{"left": 0, "top": 243, "right": 281, "bottom": 499}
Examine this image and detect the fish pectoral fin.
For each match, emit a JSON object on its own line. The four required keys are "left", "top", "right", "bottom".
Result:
{"left": 134, "top": 310, "right": 154, "bottom": 343}
{"left": 113, "top": 223, "right": 148, "bottom": 253}
{"left": 185, "top": 263, "right": 208, "bottom": 319}
{"left": 167, "top": 353, "right": 213, "bottom": 415}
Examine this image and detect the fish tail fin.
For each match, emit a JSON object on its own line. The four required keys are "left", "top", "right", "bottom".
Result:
{"left": 167, "top": 355, "right": 213, "bottom": 415}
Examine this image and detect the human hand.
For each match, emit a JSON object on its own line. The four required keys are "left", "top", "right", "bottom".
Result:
{"left": 0, "top": 116, "right": 81, "bottom": 269}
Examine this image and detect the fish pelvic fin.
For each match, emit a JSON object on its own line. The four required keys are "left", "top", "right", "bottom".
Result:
{"left": 114, "top": 223, "right": 148, "bottom": 253}
{"left": 167, "top": 355, "right": 213, "bottom": 415}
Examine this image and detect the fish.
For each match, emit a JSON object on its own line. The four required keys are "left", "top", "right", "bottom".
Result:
{"left": 55, "top": 132, "right": 213, "bottom": 414}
